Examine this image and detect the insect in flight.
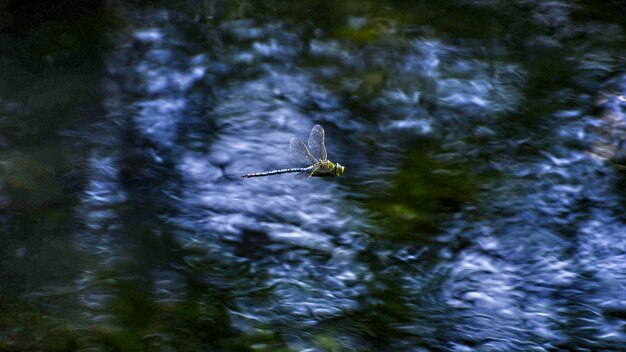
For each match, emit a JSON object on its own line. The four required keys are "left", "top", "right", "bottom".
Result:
{"left": 241, "top": 125, "right": 345, "bottom": 180}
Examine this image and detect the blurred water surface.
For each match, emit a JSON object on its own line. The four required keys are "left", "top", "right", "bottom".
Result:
{"left": 2, "top": 0, "right": 626, "bottom": 350}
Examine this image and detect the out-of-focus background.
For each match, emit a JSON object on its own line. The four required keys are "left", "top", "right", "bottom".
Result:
{"left": 2, "top": 0, "right": 626, "bottom": 350}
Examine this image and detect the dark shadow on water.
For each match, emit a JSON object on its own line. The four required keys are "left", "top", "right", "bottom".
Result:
{"left": 0, "top": 0, "right": 112, "bottom": 348}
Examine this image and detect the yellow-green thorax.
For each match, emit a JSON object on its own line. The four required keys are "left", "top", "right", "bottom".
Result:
{"left": 312, "top": 160, "right": 345, "bottom": 177}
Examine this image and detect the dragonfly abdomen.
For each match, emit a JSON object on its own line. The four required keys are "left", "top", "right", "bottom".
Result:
{"left": 241, "top": 167, "right": 311, "bottom": 178}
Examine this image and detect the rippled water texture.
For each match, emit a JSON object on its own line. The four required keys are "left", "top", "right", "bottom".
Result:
{"left": 2, "top": 1, "right": 626, "bottom": 350}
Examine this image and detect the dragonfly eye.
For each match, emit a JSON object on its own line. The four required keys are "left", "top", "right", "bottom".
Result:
{"left": 336, "top": 163, "right": 345, "bottom": 176}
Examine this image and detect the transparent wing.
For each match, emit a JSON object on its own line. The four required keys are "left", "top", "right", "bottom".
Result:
{"left": 290, "top": 138, "right": 318, "bottom": 167}
{"left": 293, "top": 165, "right": 320, "bottom": 181}
{"left": 307, "top": 125, "right": 327, "bottom": 161}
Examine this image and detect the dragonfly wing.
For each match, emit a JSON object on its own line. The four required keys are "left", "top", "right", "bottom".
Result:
{"left": 293, "top": 165, "right": 319, "bottom": 181}
{"left": 293, "top": 171, "right": 311, "bottom": 181}
{"left": 290, "top": 138, "right": 318, "bottom": 167}
{"left": 308, "top": 125, "right": 327, "bottom": 161}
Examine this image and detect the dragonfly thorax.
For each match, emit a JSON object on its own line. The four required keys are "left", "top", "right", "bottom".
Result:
{"left": 325, "top": 161, "right": 345, "bottom": 176}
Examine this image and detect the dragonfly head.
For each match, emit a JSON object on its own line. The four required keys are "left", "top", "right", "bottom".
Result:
{"left": 335, "top": 162, "right": 345, "bottom": 176}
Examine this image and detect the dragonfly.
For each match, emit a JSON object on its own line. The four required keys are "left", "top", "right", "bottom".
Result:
{"left": 241, "top": 125, "right": 345, "bottom": 180}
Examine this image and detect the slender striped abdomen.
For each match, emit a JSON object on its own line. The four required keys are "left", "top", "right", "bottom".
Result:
{"left": 241, "top": 167, "right": 310, "bottom": 178}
